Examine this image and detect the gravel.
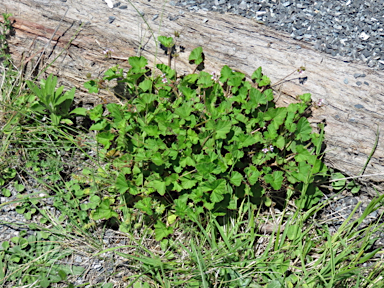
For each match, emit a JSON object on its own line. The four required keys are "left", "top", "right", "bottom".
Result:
{"left": 173, "top": 0, "right": 384, "bottom": 70}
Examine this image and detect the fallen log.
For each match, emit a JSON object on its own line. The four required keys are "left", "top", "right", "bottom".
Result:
{"left": 1, "top": 0, "right": 383, "bottom": 194}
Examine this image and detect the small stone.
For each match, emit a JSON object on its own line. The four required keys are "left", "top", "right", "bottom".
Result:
{"left": 202, "top": 18, "right": 208, "bottom": 23}
{"left": 353, "top": 73, "right": 366, "bottom": 78}
{"left": 169, "top": 15, "right": 179, "bottom": 21}
{"left": 152, "top": 14, "right": 159, "bottom": 21}
{"left": 296, "top": 45, "right": 301, "bottom": 49}
{"left": 239, "top": 1, "right": 247, "bottom": 10}
{"left": 119, "top": 5, "right": 127, "bottom": 9}
{"left": 256, "top": 11, "right": 267, "bottom": 16}
{"left": 364, "top": 81, "right": 369, "bottom": 85}
{"left": 345, "top": 197, "right": 358, "bottom": 206}
{"left": 93, "top": 264, "right": 103, "bottom": 271}
{"left": 295, "top": 28, "right": 304, "bottom": 38}
{"left": 104, "top": 0, "right": 113, "bottom": 8}
{"left": 359, "top": 31, "right": 370, "bottom": 41}
{"left": 368, "top": 210, "right": 378, "bottom": 219}
{"left": 214, "top": 0, "right": 226, "bottom": 5}
{"left": 362, "top": 50, "right": 371, "bottom": 57}
{"left": 354, "top": 104, "right": 364, "bottom": 109}
{"left": 367, "top": 60, "right": 376, "bottom": 68}
{"left": 108, "top": 16, "right": 116, "bottom": 24}
{"left": 344, "top": 78, "right": 349, "bottom": 84}
{"left": 188, "top": 6, "right": 199, "bottom": 11}
{"left": 356, "top": 81, "right": 362, "bottom": 86}
{"left": 113, "top": 2, "right": 121, "bottom": 7}
{"left": 75, "top": 256, "right": 82, "bottom": 263}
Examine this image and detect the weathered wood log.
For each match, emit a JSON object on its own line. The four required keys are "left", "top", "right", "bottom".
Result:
{"left": 1, "top": 0, "right": 383, "bottom": 194}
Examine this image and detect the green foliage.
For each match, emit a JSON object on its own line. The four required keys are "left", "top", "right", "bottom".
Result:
{"left": 0, "top": 167, "right": 16, "bottom": 187}
{"left": 0, "top": 13, "right": 12, "bottom": 64}
{"left": 82, "top": 41, "right": 327, "bottom": 239}
{"left": 189, "top": 46, "right": 204, "bottom": 66}
{"left": 331, "top": 171, "right": 361, "bottom": 193}
{"left": 26, "top": 74, "right": 86, "bottom": 126}
{"left": 0, "top": 12, "right": 22, "bottom": 105}
{"left": 158, "top": 36, "right": 174, "bottom": 48}
{"left": 0, "top": 231, "right": 84, "bottom": 287}
{"left": 2, "top": 23, "right": 383, "bottom": 287}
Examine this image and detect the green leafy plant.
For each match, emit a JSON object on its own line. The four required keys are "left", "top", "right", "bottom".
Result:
{"left": 331, "top": 171, "right": 361, "bottom": 194}
{"left": 26, "top": 74, "right": 86, "bottom": 126}
{"left": 0, "top": 12, "right": 21, "bottom": 106}
{"left": 0, "top": 13, "right": 12, "bottom": 64}
{"left": 1, "top": 13, "right": 25, "bottom": 187}
{"left": 0, "top": 231, "right": 84, "bottom": 287}
{"left": 82, "top": 37, "right": 328, "bottom": 240}
{"left": 0, "top": 167, "right": 16, "bottom": 187}
{"left": 158, "top": 35, "right": 176, "bottom": 68}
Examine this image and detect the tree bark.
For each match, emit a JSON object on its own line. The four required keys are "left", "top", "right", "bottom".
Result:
{"left": 1, "top": 0, "right": 383, "bottom": 194}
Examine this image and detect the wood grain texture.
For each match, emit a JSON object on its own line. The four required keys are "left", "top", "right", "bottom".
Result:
{"left": 1, "top": 0, "right": 383, "bottom": 193}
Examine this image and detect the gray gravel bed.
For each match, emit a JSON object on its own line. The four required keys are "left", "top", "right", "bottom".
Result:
{"left": 172, "top": 0, "right": 384, "bottom": 70}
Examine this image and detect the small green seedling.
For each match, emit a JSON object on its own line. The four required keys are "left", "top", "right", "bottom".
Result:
{"left": 27, "top": 74, "right": 86, "bottom": 126}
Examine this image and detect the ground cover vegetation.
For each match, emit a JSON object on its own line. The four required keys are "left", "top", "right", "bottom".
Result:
{"left": 1, "top": 4, "right": 384, "bottom": 287}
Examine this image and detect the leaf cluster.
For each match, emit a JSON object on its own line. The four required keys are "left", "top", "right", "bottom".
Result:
{"left": 81, "top": 44, "right": 327, "bottom": 239}
{"left": 0, "top": 13, "right": 12, "bottom": 63}
{"left": 26, "top": 74, "right": 86, "bottom": 126}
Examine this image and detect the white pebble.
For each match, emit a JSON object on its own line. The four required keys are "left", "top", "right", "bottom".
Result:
{"left": 104, "top": 0, "right": 113, "bottom": 8}
{"left": 359, "top": 32, "right": 370, "bottom": 41}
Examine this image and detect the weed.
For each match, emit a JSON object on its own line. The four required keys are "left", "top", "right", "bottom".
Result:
{"left": 25, "top": 74, "right": 87, "bottom": 126}
{"left": 0, "top": 13, "right": 12, "bottom": 65}
{"left": 80, "top": 36, "right": 328, "bottom": 242}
